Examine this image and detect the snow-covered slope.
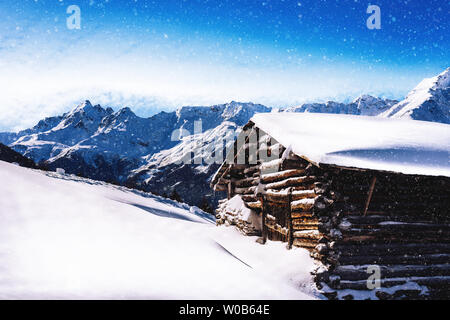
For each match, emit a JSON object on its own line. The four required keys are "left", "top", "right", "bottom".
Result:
{"left": 382, "top": 68, "right": 450, "bottom": 123}
{"left": 0, "top": 161, "right": 317, "bottom": 299}
{"left": 282, "top": 95, "right": 398, "bottom": 116}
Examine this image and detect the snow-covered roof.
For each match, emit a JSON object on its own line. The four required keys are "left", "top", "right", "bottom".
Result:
{"left": 251, "top": 113, "right": 450, "bottom": 177}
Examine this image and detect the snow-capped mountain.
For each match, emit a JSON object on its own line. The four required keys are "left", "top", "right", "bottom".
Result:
{"left": 0, "top": 100, "right": 270, "bottom": 208}
{"left": 127, "top": 121, "right": 241, "bottom": 206}
{"left": 282, "top": 94, "right": 398, "bottom": 116}
{"left": 381, "top": 67, "right": 450, "bottom": 124}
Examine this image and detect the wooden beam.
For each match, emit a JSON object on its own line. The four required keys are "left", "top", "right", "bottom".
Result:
{"left": 287, "top": 187, "right": 294, "bottom": 249}
{"left": 363, "top": 176, "right": 377, "bottom": 216}
{"left": 260, "top": 194, "right": 267, "bottom": 244}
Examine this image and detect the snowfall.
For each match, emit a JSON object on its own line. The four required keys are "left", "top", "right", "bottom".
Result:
{"left": 0, "top": 161, "right": 318, "bottom": 299}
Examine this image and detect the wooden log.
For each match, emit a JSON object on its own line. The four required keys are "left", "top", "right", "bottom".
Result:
{"left": 235, "top": 186, "right": 257, "bottom": 194}
{"left": 292, "top": 220, "right": 320, "bottom": 230}
{"left": 265, "top": 176, "right": 317, "bottom": 190}
{"left": 261, "top": 169, "right": 307, "bottom": 183}
{"left": 293, "top": 230, "right": 321, "bottom": 240}
{"left": 234, "top": 177, "right": 258, "bottom": 188}
{"left": 291, "top": 198, "right": 316, "bottom": 211}
{"left": 338, "top": 226, "right": 450, "bottom": 238}
{"left": 293, "top": 239, "right": 317, "bottom": 249}
{"left": 291, "top": 211, "right": 315, "bottom": 219}
{"left": 292, "top": 216, "right": 319, "bottom": 224}
{"left": 292, "top": 224, "right": 319, "bottom": 231}
{"left": 213, "top": 183, "right": 228, "bottom": 192}
{"left": 265, "top": 222, "right": 288, "bottom": 236}
{"left": 264, "top": 199, "right": 290, "bottom": 208}
{"left": 337, "top": 221, "right": 450, "bottom": 233}
{"left": 333, "top": 264, "right": 450, "bottom": 281}
{"left": 265, "top": 189, "right": 316, "bottom": 203}
{"left": 243, "top": 165, "right": 260, "bottom": 175}
{"left": 281, "top": 159, "right": 310, "bottom": 170}
{"left": 336, "top": 253, "right": 450, "bottom": 266}
{"left": 329, "top": 276, "right": 450, "bottom": 291}
{"left": 333, "top": 242, "right": 450, "bottom": 257}
{"left": 343, "top": 214, "right": 449, "bottom": 224}
{"left": 241, "top": 194, "right": 257, "bottom": 202}
{"left": 245, "top": 201, "right": 262, "bottom": 209}
{"left": 260, "top": 159, "right": 283, "bottom": 171}
{"left": 333, "top": 235, "right": 450, "bottom": 244}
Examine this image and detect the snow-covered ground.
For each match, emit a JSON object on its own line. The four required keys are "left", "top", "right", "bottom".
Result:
{"left": 0, "top": 161, "right": 318, "bottom": 299}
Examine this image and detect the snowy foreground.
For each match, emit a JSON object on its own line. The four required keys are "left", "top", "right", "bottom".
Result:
{"left": 0, "top": 161, "right": 318, "bottom": 299}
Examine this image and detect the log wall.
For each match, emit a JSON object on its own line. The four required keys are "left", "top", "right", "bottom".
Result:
{"left": 313, "top": 166, "right": 450, "bottom": 300}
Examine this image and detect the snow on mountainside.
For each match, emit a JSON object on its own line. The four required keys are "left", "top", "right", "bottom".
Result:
{"left": 382, "top": 67, "right": 450, "bottom": 124}
{"left": 0, "top": 100, "right": 270, "bottom": 207}
{"left": 282, "top": 94, "right": 398, "bottom": 116}
{"left": 0, "top": 161, "right": 317, "bottom": 299}
{"left": 128, "top": 121, "right": 240, "bottom": 205}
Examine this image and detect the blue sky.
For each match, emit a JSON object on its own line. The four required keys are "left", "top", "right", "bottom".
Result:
{"left": 0, "top": 0, "right": 448, "bottom": 131}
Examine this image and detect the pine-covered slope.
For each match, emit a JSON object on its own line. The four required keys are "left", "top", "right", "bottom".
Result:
{"left": 0, "top": 143, "right": 37, "bottom": 169}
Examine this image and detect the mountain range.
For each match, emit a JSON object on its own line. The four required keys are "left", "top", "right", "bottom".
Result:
{"left": 1, "top": 68, "right": 449, "bottom": 210}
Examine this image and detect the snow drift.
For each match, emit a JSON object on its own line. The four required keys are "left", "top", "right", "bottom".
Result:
{"left": 0, "top": 161, "right": 317, "bottom": 299}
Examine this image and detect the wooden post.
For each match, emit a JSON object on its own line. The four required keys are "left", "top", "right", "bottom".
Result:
{"left": 287, "top": 187, "right": 294, "bottom": 249}
{"left": 363, "top": 176, "right": 377, "bottom": 216}
{"left": 227, "top": 164, "right": 235, "bottom": 200}
{"left": 260, "top": 194, "right": 267, "bottom": 244}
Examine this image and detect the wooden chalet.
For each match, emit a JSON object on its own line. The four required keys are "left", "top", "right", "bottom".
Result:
{"left": 211, "top": 113, "right": 450, "bottom": 299}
